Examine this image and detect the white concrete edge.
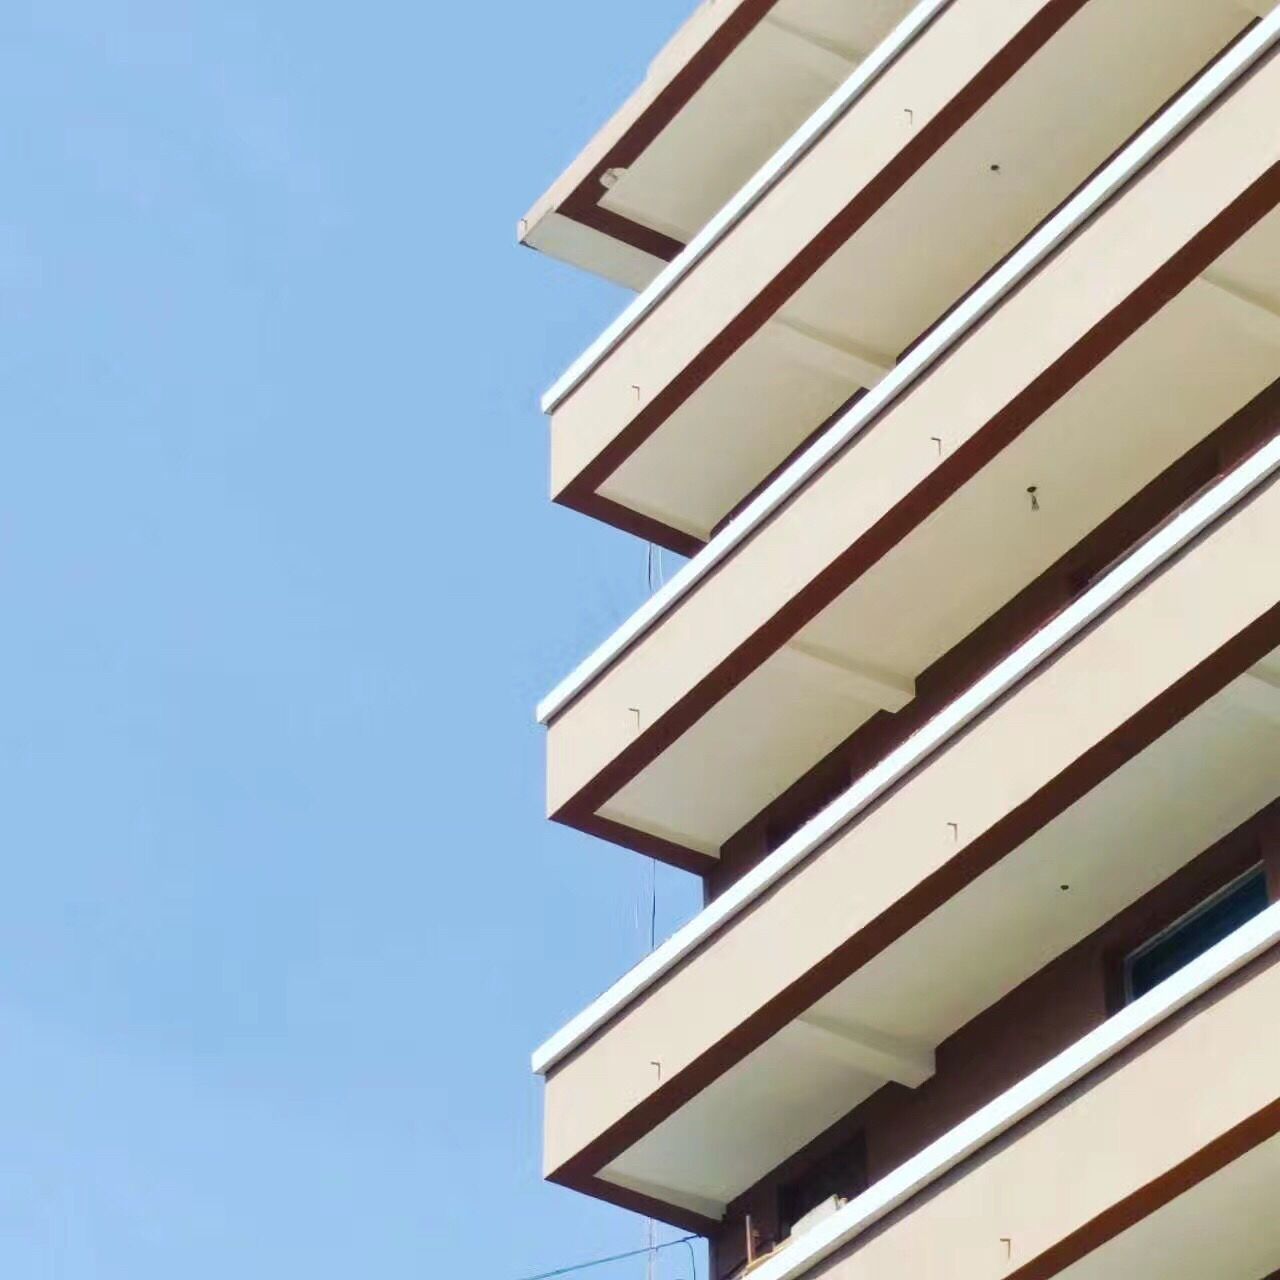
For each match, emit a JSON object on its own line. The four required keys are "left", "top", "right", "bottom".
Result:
{"left": 534, "top": 11, "right": 1280, "bottom": 727}
{"left": 530, "top": 430, "right": 1280, "bottom": 1075}
{"left": 748, "top": 897, "right": 1280, "bottom": 1280}
{"left": 539, "top": 0, "right": 953, "bottom": 415}
{"left": 522, "top": 210, "right": 669, "bottom": 293}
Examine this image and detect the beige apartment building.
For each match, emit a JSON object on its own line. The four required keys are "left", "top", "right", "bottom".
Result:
{"left": 520, "top": 1, "right": 1280, "bottom": 1276}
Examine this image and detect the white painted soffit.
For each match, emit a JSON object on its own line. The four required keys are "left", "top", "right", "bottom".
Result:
{"left": 540, "top": 0, "right": 954, "bottom": 415}
{"left": 535, "top": 11, "right": 1280, "bottom": 728}
{"left": 748, "top": 899, "right": 1280, "bottom": 1280}
{"left": 531, "top": 431, "right": 1280, "bottom": 1076}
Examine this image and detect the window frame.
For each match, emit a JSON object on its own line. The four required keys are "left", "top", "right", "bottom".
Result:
{"left": 1121, "top": 863, "right": 1268, "bottom": 1005}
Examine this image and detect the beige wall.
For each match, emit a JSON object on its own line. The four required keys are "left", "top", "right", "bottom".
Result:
{"left": 547, "top": 0, "right": 1053, "bottom": 495}
{"left": 545, "top": 50, "right": 1280, "bottom": 822}
{"left": 810, "top": 951, "right": 1280, "bottom": 1279}
{"left": 543, "top": 464, "right": 1280, "bottom": 1177}
{"left": 520, "top": 0, "right": 765, "bottom": 247}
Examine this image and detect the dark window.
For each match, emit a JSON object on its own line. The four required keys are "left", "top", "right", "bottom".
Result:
{"left": 1123, "top": 867, "right": 1268, "bottom": 1003}
{"left": 765, "top": 766, "right": 850, "bottom": 854}
{"left": 777, "top": 1133, "right": 867, "bottom": 1237}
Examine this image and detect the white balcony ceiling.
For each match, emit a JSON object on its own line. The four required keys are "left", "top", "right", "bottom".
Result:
{"left": 602, "top": 648, "right": 1280, "bottom": 1217}
{"left": 599, "top": 0, "right": 1252, "bottom": 540}
{"left": 599, "top": 0, "right": 916, "bottom": 246}
{"left": 600, "top": 205, "right": 1280, "bottom": 856}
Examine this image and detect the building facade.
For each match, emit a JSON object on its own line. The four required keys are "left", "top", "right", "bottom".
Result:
{"left": 521, "top": 2, "right": 1280, "bottom": 1276}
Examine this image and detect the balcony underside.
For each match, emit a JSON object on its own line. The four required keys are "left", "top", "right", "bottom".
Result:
{"left": 743, "top": 927, "right": 1280, "bottom": 1280}
{"left": 1051, "top": 1132, "right": 1280, "bottom": 1280}
{"left": 599, "top": 652, "right": 1280, "bottom": 1219}
{"left": 602, "top": 260, "right": 1280, "bottom": 857}
{"left": 520, "top": 0, "right": 916, "bottom": 287}
{"left": 547, "top": 0, "right": 1256, "bottom": 547}
{"left": 538, "top": 448, "right": 1280, "bottom": 1225}
{"left": 551, "top": 113, "right": 1280, "bottom": 867}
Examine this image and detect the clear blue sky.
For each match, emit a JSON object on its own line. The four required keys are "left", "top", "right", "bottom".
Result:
{"left": 0, "top": 1, "right": 707, "bottom": 1275}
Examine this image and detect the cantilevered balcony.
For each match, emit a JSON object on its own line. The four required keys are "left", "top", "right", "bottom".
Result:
{"left": 538, "top": 20, "right": 1280, "bottom": 874}
{"left": 540, "top": 0, "right": 1265, "bottom": 550}
{"left": 533, "top": 429, "right": 1280, "bottom": 1228}
{"left": 736, "top": 903, "right": 1280, "bottom": 1280}
{"left": 520, "top": 0, "right": 920, "bottom": 289}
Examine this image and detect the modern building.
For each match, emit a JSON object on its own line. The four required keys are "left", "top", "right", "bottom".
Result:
{"left": 521, "top": 2, "right": 1280, "bottom": 1276}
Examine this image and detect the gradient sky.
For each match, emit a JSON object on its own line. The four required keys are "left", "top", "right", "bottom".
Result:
{"left": 0, "top": 1, "right": 708, "bottom": 1275}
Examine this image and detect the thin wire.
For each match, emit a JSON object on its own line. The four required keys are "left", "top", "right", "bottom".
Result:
{"left": 648, "top": 855, "right": 658, "bottom": 950}
{"left": 522, "top": 550, "right": 695, "bottom": 1280}
{"left": 642, "top": 545, "right": 662, "bottom": 955}
{"left": 645, "top": 542, "right": 660, "bottom": 596}
{"left": 644, "top": 540, "right": 663, "bottom": 1280}
{"left": 511, "top": 1234, "right": 698, "bottom": 1280}
{"left": 682, "top": 1237, "right": 699, "bottom": 1280}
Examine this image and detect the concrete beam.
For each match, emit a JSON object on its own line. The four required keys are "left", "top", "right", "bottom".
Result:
{"left": 790, "top": 1015, "right": 935, "bottom": 1088}
{"left": 1221, "top": 663, "right": 1280, "bottom": 725}
{"left": 780, "top": 640, "right": 915, "bottom": 712}
{"left": 766, "top": 315, "right": 893, "bottom": 389}
{"left": 599, "top": 1169, "right": 726, "bottom": 1223}
{"left": 520, "top": 209, "right": 666, "bottom": 293}
{"left": 759, "top": 15, "right": 862, "bottom": 83}
{"left": 1197, "top": 271, "right": 1280, "bottom": 347}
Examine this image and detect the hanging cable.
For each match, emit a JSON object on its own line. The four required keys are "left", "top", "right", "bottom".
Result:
{"left": 682, "top": 1238, "right": 698, "bottom": 1280}
{"left": 641, "top": 540, "right": 663, "bottom": 956}
{"left": 519, "top": 558, "right": 699, "bottom": 1280}
{"left": 642, "top": 537, "right": 664, "bottom": 1280}
{"left": 511, "top": 1233, "right": 699, "bottom": 1280}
